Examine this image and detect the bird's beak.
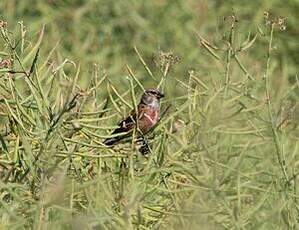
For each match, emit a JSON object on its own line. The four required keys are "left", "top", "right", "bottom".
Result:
{"left": 158, "top": 92, "right": 164, "bottom": 98}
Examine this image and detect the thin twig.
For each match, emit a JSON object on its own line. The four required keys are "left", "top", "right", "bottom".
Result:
{"left": 264, "top": 24, "right": 289, "bottom": 183}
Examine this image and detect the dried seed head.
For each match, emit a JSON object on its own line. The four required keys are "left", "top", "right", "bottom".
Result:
{"left": 263, "top": 12, "right": 287, "bottom": 30}
{"left": 263, "top": 11, "right": 269, "bottom": 20}
{"left": 153, "top": 51, "right": 180, "bottom": 69}
{"left": 0, "top": 20, "right": 7, "bottom": 29}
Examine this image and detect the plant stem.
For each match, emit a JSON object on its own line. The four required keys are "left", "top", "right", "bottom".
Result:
{"left": 265, "top": 24, "right": 289, "bottom": 183}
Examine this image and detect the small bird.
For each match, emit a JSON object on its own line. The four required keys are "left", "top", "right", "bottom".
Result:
{"left": 103, "top": 88, "right": 164, "bottom": 146}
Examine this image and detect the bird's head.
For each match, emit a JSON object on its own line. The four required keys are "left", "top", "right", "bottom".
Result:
{"left": 140, "top": 88, "right": 164, "bottom": 106}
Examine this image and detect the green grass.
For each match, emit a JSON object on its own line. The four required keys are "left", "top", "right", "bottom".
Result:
{"left": 0, "top": 0, "right": 298, "bottom": 229}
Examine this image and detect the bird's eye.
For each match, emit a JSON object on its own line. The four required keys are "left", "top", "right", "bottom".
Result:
{"left": 146, "top": 90, "right": 154, "bottom": 95}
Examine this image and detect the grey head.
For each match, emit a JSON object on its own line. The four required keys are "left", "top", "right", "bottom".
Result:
{"left": 140, "top": 88, "right": 164, "bottom": 108}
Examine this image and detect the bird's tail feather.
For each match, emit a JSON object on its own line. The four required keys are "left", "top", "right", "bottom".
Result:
{"left": 103, "top": 127, "right": 133, "bottom": 146}
{"left": 103, "top": 136, "right": 122, "bottom": 146}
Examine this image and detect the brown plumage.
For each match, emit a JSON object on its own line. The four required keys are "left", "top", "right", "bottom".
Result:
{"left": 103, "top": 88, "right": 164, "bottom": 146}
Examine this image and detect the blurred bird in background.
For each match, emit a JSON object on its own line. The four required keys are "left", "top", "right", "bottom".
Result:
{"left": 103, "top": 88, "right": 164, "bottom": 146}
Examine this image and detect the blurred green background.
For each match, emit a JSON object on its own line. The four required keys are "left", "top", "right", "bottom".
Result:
{"left": 0, "top": 0, "right": 298, "bottom": 229}
{"left": 1, "top": 0, "right": 298, "bottom": 91}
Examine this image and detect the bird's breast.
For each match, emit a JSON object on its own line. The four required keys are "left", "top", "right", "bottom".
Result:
{"left": 139, "top": 108, "right": 159, "bottom": 133}
{"left": 144, "top": 111, "right": 157, "bottom": 125}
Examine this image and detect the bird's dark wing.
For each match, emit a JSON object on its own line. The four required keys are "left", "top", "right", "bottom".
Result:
{"left": 103, "top": 104, "right": 146, "bottom": 146}
{"left": 116, "top": 104, "right": 146, "bottom": 131}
